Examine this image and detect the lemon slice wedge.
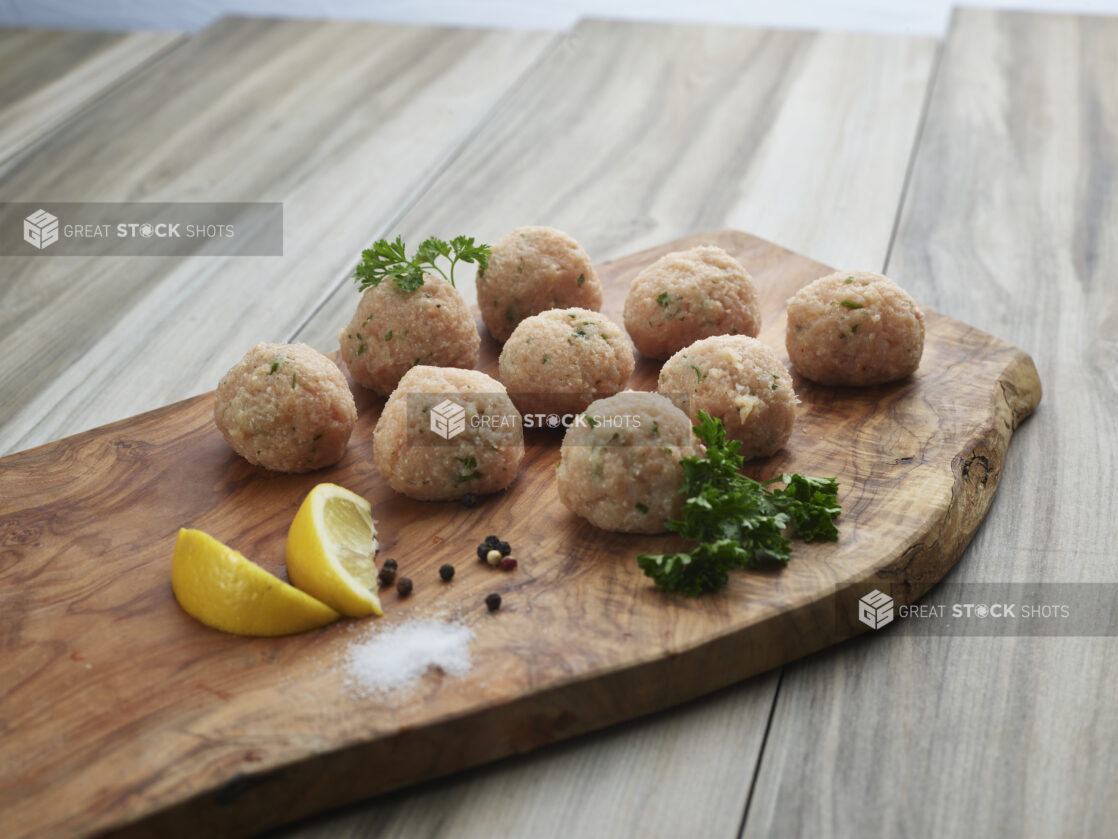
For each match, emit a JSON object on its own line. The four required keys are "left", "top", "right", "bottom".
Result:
{"left": 172, "top": 528, "right": 339, "bottom": 636}
{"left": 285, "top": 483, "right": 383, "bottom": 617}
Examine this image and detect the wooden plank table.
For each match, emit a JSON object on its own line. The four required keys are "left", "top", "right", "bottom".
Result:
{"left": 743, "top": 11, "right": 1118, "bottom": 838}
{"left": 0, "top": 9, "right": 1112, "bottom": 839}
{"left": 0, "top": 17, "right": 555, "bottom": 455}
{"left": 0, "top": 27, "right": 180, "bottom": 165}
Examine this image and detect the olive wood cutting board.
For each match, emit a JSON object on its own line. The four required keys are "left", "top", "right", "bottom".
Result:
{"left": 0, "top": 230, "right": 1041, "bottom": 838}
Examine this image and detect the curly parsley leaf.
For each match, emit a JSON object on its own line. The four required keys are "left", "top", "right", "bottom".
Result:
{"left": 354, "top": 236, "right": 423, "bottom": 293}
{"left": 449, "top": 235, "right": 490, "bottom": 276}
{"left": 415, "top": 237, "right": 451, "bottom": 265}
{"left": 354, "top": 234, "right": 490, "bottom": 293}
{"left": 769, "top": 473, "right": 841, "bottom": 542}
{"left": 637, "top": 542, "right": 738, "bottom": 598}
{"left": 637, "top": 412, "right": 840, "bottom": 596}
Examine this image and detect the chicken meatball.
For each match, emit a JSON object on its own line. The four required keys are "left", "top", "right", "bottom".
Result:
{"left": 498, "top": 308, "right": 635, "bottom": 418}
{"left": 477, "top": 226, "right": 602, "bottom": 343}
{"left": 557, "top": 392, "right": 703, "bottom": 534}
{"left": 659, "top": 335, "right": 796, "bottom": 460}
{"left": 339, "top": 274, "right": 479, "bottom": 396}
{"left": 785, "top": 270, "right": 925, "bottom": 386}
{"left": 373, "top": 366, "right": 524, "bottom": 501}
{"left": 214, "top": 342, "right": 356, "bottom": 473}
{"left": 623, "top": 245, "right": 761, "bottom": 360}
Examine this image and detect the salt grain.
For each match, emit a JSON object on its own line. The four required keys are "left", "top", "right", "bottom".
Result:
{"left": 344, "top": 619, "right": 474, "bottom": 696}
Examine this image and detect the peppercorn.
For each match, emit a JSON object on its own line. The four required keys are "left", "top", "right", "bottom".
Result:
{"left": 497, "top": 541, "right": 511, "bottom": 557}
{"left": 477, "top": 535, "right": 501, "bottom": 562}
{"left": 383, "top": 558, "right": 398, "bottom": 571}
{"left": 396, "top": 577, "right": 413, "bottom": 597}
{"left": 500, "top": 557, "right": 517, "bottom": 572}
{"left": 377, "top": 566, "right": 396, "bottom": 586}
{"left": 439, "top": 564, "right": 455, "bottom": 581}
{"left": 486, "top": 549, "right": 502, "bottom": 567}
{"left": 485, "top": 593, "right": 501, "bottom": 612}
{"left": 459, "top": 494, "right": 478, "bottom": 509}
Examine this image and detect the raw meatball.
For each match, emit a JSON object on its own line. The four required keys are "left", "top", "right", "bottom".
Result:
{"left": 659, "top": 336, "right": 797, "bottom": 460}
{"left": 785, "top": 270, "right": 925, "bottom": 386}
{"left": 339, "top": 274, "right": 479, "bottom": 396}
{"left": 373, "top": 366, "right": 524, "bottom": 501}
{"left": 557, "top": 392, "right": 703, "bottom": 534}
{"left": 623, "top": 245, "right": 761, "bottom": 360}
{"left": 214, "top": 342, "right": 356, "bottom": 473}
{"left": 498, "top": 308, "right": 635, "bottom": 417}
{"left": 477, "top": 226, "right": 603, "bottom": 343}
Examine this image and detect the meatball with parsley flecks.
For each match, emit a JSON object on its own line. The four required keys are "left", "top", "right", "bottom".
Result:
{"left": 557, "top": 392, "right": 703, "bottom": 534}
{"left": 339, "top": 274, "right": 479, "bottom": 396}
{"left": 477, "top": 226, "right": 602, "bottom": 343}
{"left": 373, "top": 366, "right": 524, "bottom": 501}
{"left": 785, "top": 270, "right": 924, "bottom": 386}
{"left": 659, "top": 335, "right": 797, "bottom": 460}
{"left": 214, "top": 342, "right": 356, "bottom": 473}
{"left": 623, "top": 245, "right": 761, "bottom": 360}
{"left": 498, "top": 308, "right": 634, "bottom": 418}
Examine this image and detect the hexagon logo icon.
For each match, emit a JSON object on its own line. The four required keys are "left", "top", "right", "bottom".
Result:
{"left": 24, "top": 209, "right": 59, "bottom": 250}
{"left": 430, "top": 398, "right": 466, "bottom": 440}
{"left": 858, "top": 589, "right": 894, "bottom": 630}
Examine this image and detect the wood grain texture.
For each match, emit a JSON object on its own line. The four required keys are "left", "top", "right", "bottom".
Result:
{"left": 0, "top": 27, "right": 181, "bottom": 165}
{"left": 283, "top": 20, "right": 936, "bottom": 839}
{"left": 296, "top": 19, "right": 937, "bottom": 332}
{"left": 269, "top": 673, "right": 780, "bottom": 839}
{"left": 0, "top": 18, "right": 938, "bottom": 839}
{"left": 0, "top": 229, "right": 1039, "bottom": 839}
{"left": 743, "top": 10, "right": 1118, "bottom": 839}
{"left": 0, "top": 16, "right": 554, "bottom": 455}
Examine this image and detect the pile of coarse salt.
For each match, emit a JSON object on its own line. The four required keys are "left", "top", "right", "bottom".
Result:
{"left": 344, "top": 618, "right": 474, "bottom": 696}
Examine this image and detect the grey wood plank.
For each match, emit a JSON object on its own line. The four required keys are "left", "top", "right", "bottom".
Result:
{"left": 278, "top": 19, "right": 936, "bottom": 839}
{"left": 0, "top": 27, "right": 182, "bottom": 165}
{"left": 296, "top": 20, "right": 937, "bottom": 330}
{"left": 0, "top": 17, "right": 555, "bottom": 454}
{"left": 269, "top": 676, "right": 780, "bottom": 839}
{"left": 744, "top": 10, "right": 1118, "bottom": 839}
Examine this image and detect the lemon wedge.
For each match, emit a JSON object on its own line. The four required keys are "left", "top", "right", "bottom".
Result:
{"left": 285, "top": 483, "right": 383, "bottom": 617}
{"left": 171, "top": 528, "right": 339, "bottom": 636}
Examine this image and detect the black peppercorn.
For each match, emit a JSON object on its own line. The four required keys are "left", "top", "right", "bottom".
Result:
{"left": 459, "top": 494, "right": 478, "bottom": 508}
{"left": 383, "top": 558, "right": 398, "bottom": 571}
{"left": 497, "top": 541, "right": 511, "bottom": 557}
{"left": 378, "top": 566, "right": 396, "bottom": 586}
{"left": 396, "top": 577, "right": 412, "bottom": 597}
{"left": 439, "top": 564, "right": 455, "bottom": 581}
{"left": 485, "top": 592, "right": 501, "bottom": 612}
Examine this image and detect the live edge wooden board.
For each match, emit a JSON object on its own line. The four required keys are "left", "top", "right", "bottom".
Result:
{"left": 0, "top": 231, "right": 1040, "bottom": 838}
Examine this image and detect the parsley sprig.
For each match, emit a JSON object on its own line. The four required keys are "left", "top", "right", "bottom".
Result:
{"left": 637, "top": 412, "right": 841, "bottom": 596}
{"left": 354, "top": 235, "right": 490, "bottom": 293}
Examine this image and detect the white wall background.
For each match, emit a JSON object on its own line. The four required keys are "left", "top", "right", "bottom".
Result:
{"left": 0, "top": 0, "right": 1117, "bottom": 34}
